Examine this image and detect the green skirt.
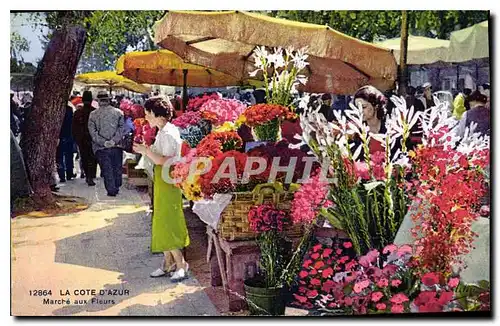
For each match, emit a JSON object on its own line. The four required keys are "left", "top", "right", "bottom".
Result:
{"left": 151, "top": 165, "right": 190, "bottom": 253}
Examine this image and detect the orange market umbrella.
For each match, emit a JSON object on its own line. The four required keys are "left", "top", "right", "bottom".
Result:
{"left": 153, "top": 10, "right": 397, "bottom": 94}
{"left": 116, "top": 50, "right": 264, "bottom": 107}
{"left": 75, "top": 71, "right": 152, "bottom": 94}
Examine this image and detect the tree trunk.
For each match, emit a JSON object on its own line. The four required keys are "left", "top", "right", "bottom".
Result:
{"left": 20, "top": 24, "right": 87, "bottom": 207}
{"left": 398, "top": 10, "right": 409, "bottom": 96}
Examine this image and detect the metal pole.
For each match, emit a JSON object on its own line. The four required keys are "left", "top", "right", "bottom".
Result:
{"left": 182, "top": 69, "right": 188, "bottom": 110}
{"left": 476, "top": 63, "right": 479, "bottom": 90}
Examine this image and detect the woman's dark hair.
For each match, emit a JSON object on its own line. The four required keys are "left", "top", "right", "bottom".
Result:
{"left": 144, "top": 96, "right": 174, "bottom": 121}
{"left": 467, "top": 90, "right": 488, "bottom": 104}
{"left": 353, "top": 85, "right": 387, "bottom": 120}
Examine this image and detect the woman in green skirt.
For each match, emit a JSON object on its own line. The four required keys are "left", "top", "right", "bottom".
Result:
{"left": 133, "top": 96, "right": 190, "bottom": 282}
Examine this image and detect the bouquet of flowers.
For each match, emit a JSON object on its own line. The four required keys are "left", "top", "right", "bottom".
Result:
{"left": 240, "top": 104, "right": 295, "bottom": 142}
{"left": 247, "top": 204, "right": 293, "bottom": 288}
{"left": 195, "top": 131, "right": 243, "bottom": 158}
{"left": 186, "top": 93, "right": 221, "bottom": 111}
{"left": 133, "top": 118, "right": 157, "bottom": 146}
{"left": 171, "top": 148, "right": 205, "bottom": 201}
{"left": 130, "top": 104, "right": 145, "bottom": 120}
{"left": 200, "top": 98, "right": 247, "bottom": 126}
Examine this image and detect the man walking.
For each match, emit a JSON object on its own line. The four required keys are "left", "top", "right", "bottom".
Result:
{"left": 88, "top": 91, "right": 125, "bottom": 196}
{"left": 73, "top": 91, "right": 98, "bottom": 186}
{"left": 57, "top": 102, "right": 76, "bottom": 182}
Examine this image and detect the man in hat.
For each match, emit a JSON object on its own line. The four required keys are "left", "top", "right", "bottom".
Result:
{"left": 419, "top": 82, "right": 435, "bottom": 110}
{"left": 456, "top": 90, "right": 489, "bottom": 138}
{"left": 73, "top": 91, "right": 98, "bottom": 186}
{"left": 88, "top": 91, "right": 125, "bottom": 196}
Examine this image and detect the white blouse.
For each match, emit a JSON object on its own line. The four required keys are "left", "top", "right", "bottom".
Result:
{"left": 143, "top": 122, "right": 183, "bottom": 178}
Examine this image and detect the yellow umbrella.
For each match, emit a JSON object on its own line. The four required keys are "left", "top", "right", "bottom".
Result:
{"left": 75, "top": 71, "right": 152, "bottom": 94}
{"left": 116, "top": 50, "right": 264, "bottom": 107}
{"left": 153, "top": 11, "right": 397, "bottom": 94}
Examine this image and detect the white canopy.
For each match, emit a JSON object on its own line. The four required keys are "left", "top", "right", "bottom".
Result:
{"left": 447, "top": 20, "right": 489, "bottom": 63}
{"left": 377, "top": 35, "right": 450, "bottom": 65}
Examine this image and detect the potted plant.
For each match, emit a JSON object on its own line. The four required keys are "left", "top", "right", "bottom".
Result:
{"left": 244, "top": 203, "right": 312, "bottom": 315}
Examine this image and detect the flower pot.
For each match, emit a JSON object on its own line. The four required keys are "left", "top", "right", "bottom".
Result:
{"left": 253, "top": 119, "right": 281, "bottom": 142}
{"left": 244, "top": 278, "right": 287, "bottom": 315}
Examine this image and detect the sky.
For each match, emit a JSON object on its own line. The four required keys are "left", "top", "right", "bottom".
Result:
{"left": 10, "top": 13, "right": 48, "bottom": 64}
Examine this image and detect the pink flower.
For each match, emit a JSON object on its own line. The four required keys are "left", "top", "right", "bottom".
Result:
{"left": 344, "top": 296, "right": 354, "bottom": 306}
{"left": 354, "top": 161, "right": 370, "bottom": 180}
{"left": 376, "top": 303, "right": 386, "bottom": 311}
{"left": 353, "top": 279, "right": 371, "bottom": 293}
{"left": 377, "top": 278, "right": 389, "bottom": 288}
{"left": 397, "top": 244, "right": 413, "bottom": 257}
{"left": 447, "top": 277, "right": 460, "bottom": 289}
{"left": 391, "top": 279, "right": 402, "bottom": 287}
{"left": 390, "top": 293, "right": 409, "bottom": 304}
{"left": 391, "top": 304, "right": 405, "bottom": 314}
{"left": 382, "top": 244, "right": 398, "bottom": 254}
{"left": 371, "top": 291, "right": 384, "bottom": 302}
{"left": 343, "top": 242, "right": 353, "bottom": 249}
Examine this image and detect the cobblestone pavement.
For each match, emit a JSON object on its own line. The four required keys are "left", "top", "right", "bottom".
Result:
{"left": 11, "top": 177, "right": 219, "bottom": 316}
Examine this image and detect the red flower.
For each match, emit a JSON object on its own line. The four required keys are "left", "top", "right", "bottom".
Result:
{"left": 421, "top": 272, "right": 441, "bottom": 287}
{"left": 344, "top": 296, "right": 353, "bottom": 306}
{"left": 310, "top": 278, "right": 321, "bottom": 286}
{"left": 299, "top": 270, "right": 308, "bottom": 279}
{"left": 302, "top": 259, "right": 313, "bottom": 268}
{"left": 414, "top": 291, "right": 437, "bottom": 306}
{"left": 390, "top": 293, "right": 409, "bottom": 304}
{"left": 376, "top": 303, "right": 386, "bottom": 311}
{"left": 312, "top": 244, "right": 322, "bottom": 252}
{"left": 314, "top": 261, "right": 325, "bottom": 270}
{"left": 306, "top": 289, "right": 318, "bottom": 298}
{"left": 293, "top": 294, "right": 307, "bottom": 304}
{"left": 438, "top": 291, "right": 454, "bottom": 305}
{"left": 310, "top": 253, "right": 320, "bottom": 260}
{"left": 321, "top": 267, "right": 334, "bottom": 278}
{"left": 322, "top": 280, "right": 335, "bottom": 293}
{"left": 343, "top": 242, "right": 353, "bottom": 249}
{"left": 322, "top": 248, "right": 333, "bottom": 258}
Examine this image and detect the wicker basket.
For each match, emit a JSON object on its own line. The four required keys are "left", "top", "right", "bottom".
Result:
{"left": 218, "top": 183, "right": 303, "bottom": 241}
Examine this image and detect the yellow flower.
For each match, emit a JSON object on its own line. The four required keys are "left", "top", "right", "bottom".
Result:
{"left": 214, "top": 122, "right": 237, "bottom": 132}
{"left": 235, "top": 115, "right": 246, "bottom": 127}
{"left": 181, "top": 176, "right": 203, "bottom": 201}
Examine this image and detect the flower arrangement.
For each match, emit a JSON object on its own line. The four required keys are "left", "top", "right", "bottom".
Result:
{"left": 293, "top": 242, "right": 490, "bottom": 314}
{"left": 130, "top": 104, "right": 145, "bottom": 120}
{"left": 133, "top": 118, "right": 157, "bottom": 146}
{"left": 249, "top": 46, "right": 309, "bottom": 106}
{"left": 186, "top": 93, "right": 221, "bottom": 111}
{"left": 195, "top": 131, "right": 243, "bottom": 158}
{"left": 200, "top": 98, "right": 247, "bottom": 126}
{"left": 199, "top": 150, "right": 249, "bottom": 197}
{"left": 247, "top": 204, "right": 293, "bottom": 288}
{"left": 240, "top": 104, "right": 295, "bottom": 141}
{"left": 172, "top": 111, "right": 203, "bottom": 129}
{"left": 241, "top": 104, "right": 295, "bottom": 128}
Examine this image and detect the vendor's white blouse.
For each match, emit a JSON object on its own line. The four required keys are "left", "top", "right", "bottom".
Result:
{"left": 144, "top": 122, "right": 183, "bottom": 177}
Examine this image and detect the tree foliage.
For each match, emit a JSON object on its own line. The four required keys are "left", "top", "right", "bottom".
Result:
{"left": 10, "top": 31, "right": 30, "bottom": 62}
{"left": 265, "top": 10, "right": 489, "bottom": 41}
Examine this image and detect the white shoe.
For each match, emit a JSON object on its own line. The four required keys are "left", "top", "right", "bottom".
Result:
{"left": 170, "top": 264, "right": 189, "bottom": 282}
{"left": 150, "top": 268, "right": 166, "bottom": 278}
